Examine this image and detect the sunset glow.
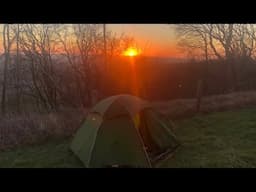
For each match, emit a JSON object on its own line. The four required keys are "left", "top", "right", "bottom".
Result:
{"left": 123, "top": 47, "right": 140, "bottom": 57}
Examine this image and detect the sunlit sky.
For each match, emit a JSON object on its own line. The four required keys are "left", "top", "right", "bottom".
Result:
{"left": 108, "top": 24, "right": 181, "bottom": 58}
{"left": 0, "top": 24, "right": 181, "bottom": 58}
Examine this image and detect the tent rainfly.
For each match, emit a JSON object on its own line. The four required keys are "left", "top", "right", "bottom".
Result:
{"left": 70, "top": 94, "right": 180, "bottom": 168}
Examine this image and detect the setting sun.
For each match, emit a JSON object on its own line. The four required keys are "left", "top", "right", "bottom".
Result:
{"left": 123, "top": 47, "right": 140, "bottom": 57}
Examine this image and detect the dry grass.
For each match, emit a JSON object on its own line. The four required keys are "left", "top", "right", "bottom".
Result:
{"left": 0, "top": 108, "right": 88, "bottom": 151}
{"left": 2, "top": 90, "right": 256, "bottom": 151}
{"left": 152, "top": 91, "right": 256, "bottom": 119}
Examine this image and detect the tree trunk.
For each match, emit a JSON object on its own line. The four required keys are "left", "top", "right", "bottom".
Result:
{"left": 1, "top": 25, "right": 10, "bottom": 115}
{"left": 226, "top": 58, "right": 238, "bottom": 92}
{"left": 203, "top": 61, "right": 209, "bottom": 96}
{"left": 101, "top": 24, "right": 108, "bottom": 99}
{"left": 196, "top": 79, "right": 203, "bottom": 113}
{"left": 230, "top": 59, "right": 238, "bottom": 91}
{"left": 16, "top": 24, "right": 21, "bottom": 113}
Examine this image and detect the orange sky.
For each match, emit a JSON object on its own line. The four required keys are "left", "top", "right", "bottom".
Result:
{"left": 109, "top": 24, "right": 182, "bottom": 58}
{"left": 0, "top": 24, "right": 182, "bottom": 58}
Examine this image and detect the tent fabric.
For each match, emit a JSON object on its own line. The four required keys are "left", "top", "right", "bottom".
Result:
{"left": 89, "top": 109, "right": 150, "bottom": 167}
{"left": 70, "top": 94, "right": 179, "bottom": 168}
{"left": 70, "top": 113, "right": 103, "bottom": 167}
{"left": 141, "top": 109, "right": 179, "bottom": 155}
{"left": 91, "top": 94, "right": 150, "bottom": 117}
{"left": 71, "top": 100, "right": 151, "bottom": 168}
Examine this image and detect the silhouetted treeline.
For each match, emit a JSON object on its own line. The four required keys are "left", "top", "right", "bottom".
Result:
{"left": 104, "top": 57, "right": 256, "bottom": 101}
{"left": 3, "top": 54, "right": 256, "bottom": 113}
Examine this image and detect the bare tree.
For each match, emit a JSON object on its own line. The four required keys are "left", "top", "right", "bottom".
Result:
{"left": 0, "top": 24, "right": 137, "bottom": 113}
{"left": 54, "top": 24, "right": 136, "bottom": 106}
{"left": 72, "top": 24, "right": 112, "bottom": 106}
{"left": 19, "top": 24, "right": 61, "bottom": 112}
{"left": 14, "top": 24, "right": 21, "bottom": 112}
{"left": 176, "top": 24, "right": 211, "bottom": 112}
{"left": 1, "top": 24, "right": 16, "bottom": 114}
{"left": 54, "top": 24, "right": 106, "bottom": 107}
{"left": 175, "top": 24, "right": 256, "bottom": 93}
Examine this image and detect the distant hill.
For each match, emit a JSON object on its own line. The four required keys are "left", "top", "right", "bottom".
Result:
{"left": 137, "top": 56, "right": 188, "bottom": 64}
{"left": 161, "top": 57, "right": 187, "bottom": 63}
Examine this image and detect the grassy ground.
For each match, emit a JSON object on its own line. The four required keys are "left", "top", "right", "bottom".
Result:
{"left": 0, "top": 139, "right": 83, "bottom": 168}
{"left": 159, "top": 107, "right": 256, "bottom": 168}
{"left": 1, "top": 107, "right": 256, "bottom": 168}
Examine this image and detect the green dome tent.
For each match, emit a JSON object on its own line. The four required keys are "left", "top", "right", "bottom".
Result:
{"left": 70, "top": 94, "right": 179, "bottom": 168}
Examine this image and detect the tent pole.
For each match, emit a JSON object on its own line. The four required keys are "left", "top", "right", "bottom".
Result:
{"left": 133, "top": 115, "right": 152, "bottom": 168}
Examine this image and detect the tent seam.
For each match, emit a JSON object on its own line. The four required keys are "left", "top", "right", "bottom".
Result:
{"left": 87, "top": 118, "right": 104, "bottom": 168}
{"left": 133, "top": 112, "right": 152, "bottom": 168}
